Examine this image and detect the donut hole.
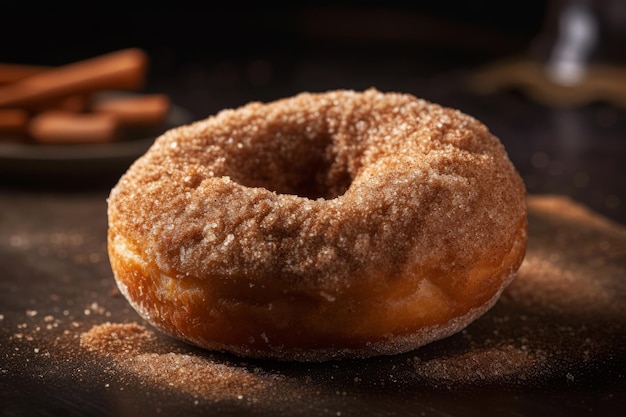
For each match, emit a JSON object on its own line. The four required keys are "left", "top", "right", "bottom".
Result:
{"left": 224, "top": 133, "right": 353, "bottom": 200}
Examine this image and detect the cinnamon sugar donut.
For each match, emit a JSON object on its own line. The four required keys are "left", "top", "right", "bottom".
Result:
{"left": 107, "top": 88, "right": 527, "bottom": 361}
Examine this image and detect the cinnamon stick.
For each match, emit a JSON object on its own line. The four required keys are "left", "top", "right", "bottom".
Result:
{"left": 0, "top": 48, "right": 148, "bottom": 109}
{"left": 28, "top": 111, "right": 119, "bottom": 144}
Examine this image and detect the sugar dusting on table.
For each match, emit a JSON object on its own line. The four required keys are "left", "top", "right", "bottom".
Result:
{"left": 413, "top": 344, "right": 545, "bottom": 383}
{"left": 79, "top": 322, "right": 299, "bottom": 405}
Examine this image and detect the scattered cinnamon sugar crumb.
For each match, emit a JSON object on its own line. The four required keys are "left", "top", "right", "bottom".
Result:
{"left": 80, "top": 322, "right": 159, "bottom": 355}
{"left": 502, "top": 195, "right": 626, "bottom": 318}
{"left": 413, "top": 345, "right": 546, "bottom": 384}
{"left": 80, "top": 322, "right": 300, "bottom": 403}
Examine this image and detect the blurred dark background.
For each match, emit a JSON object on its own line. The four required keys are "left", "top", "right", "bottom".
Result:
{"left": 1, "top": 2, "right": 625, "bottom": 225}
{"left": 2, "top": 3, "right": 551, "bottom": 107}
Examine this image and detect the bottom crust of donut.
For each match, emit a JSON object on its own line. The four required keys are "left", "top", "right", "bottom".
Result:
{"left": 109, "top": 233, "right": 521, "bottom": 362}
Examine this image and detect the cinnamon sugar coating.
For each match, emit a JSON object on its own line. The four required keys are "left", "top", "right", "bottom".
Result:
{"left": 107, "top": 88, "right": 527, "bottom": 361}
